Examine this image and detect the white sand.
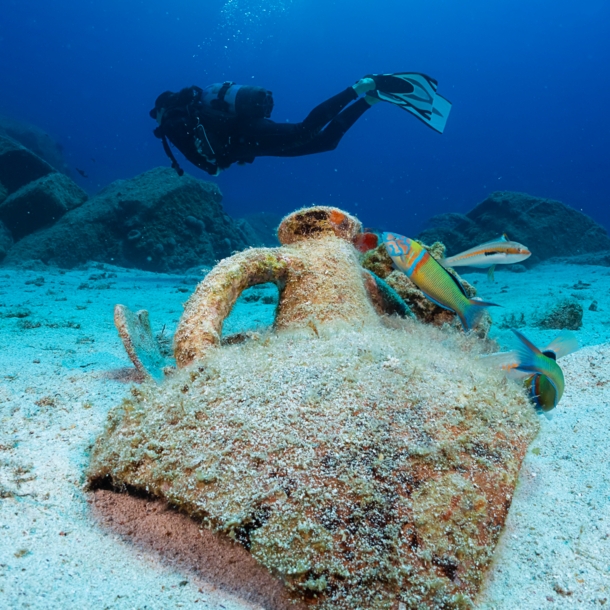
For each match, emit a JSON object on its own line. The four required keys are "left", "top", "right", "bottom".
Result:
{"left": 0, "top": 260, "right": 608, "bottom": 609}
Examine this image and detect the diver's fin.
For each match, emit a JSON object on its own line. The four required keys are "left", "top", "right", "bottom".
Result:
{"left": 487, "top": 265, "right": 496, "bottom": 282}
{"left": 368, "top": 72, "right": 452, "bottom": 134}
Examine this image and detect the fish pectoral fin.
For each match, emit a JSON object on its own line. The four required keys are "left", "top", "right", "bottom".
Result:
{"left": 487, "top": 265, "right": 496, "bottom": 282}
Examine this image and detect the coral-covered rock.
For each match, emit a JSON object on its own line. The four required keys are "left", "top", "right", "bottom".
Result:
{"left": 0, "top": 135, "right": 55, "bottom": 195}
{"left": 3, "top": 167, "right": 250, "bottom": 271}
{"left": 0, "top": 115, "right": 71, "bottom": 176}
{"left": 535, "top": 298, "right": 583, "bottom": 330}
{"left": 418, "top": 191, "right": 610, "bottom": 266}
{"left": 0, "top": 173, "right": 87, "bottom": 239}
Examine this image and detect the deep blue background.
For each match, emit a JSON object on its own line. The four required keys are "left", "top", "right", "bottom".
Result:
{"left": 1, "top": 0, "right": 608, "bottom": 234}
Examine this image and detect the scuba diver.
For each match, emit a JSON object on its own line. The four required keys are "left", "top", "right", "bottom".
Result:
{"left": 149, "top": 73, "right": 452, "bottom": 177}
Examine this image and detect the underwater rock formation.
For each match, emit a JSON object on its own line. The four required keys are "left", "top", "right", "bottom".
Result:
{"left": 535, "top": 298, "right": 583, "bottom": 330}
{"left": 88, "top": 206, "right": 539, "bottom": 609}
{"left": 0, "top": 172, "right": 87, "bottom": 239}
{"left": 546, "top": 250, "right": 610, "bottom": 267}
{"left": 0, "top": 135, "right": 56, "bottom": 195}
{"left": 0, "top": 115, "right": 71, "bottom": 176}
{"left": 236, "top": 211, "right": 282, "bottom": 247}
{"left": 418, "top": 191, "right": 610, "bottom": 266}
{"left": 4, "top": 167, "right": 250, "bottom": 271}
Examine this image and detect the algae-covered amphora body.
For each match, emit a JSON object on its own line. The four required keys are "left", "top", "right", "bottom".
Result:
{"left": 89, "top": 206, "right": 539, "bottom": 610}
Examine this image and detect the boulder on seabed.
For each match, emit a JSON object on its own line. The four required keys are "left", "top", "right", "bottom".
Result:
{"left": 0, "top": 135, "right": 56, "bottom": 195}
{"left": 3, "top": 167, "right": 251, "bottom": 272}
{"left": 0, "top": 172, "right": 88, "bottom": 240}
{"left": 418, "top": 191, "right": 610, "bottom": 266}
{"left": 0, "top": 115, "right": 71, "bottom": 176}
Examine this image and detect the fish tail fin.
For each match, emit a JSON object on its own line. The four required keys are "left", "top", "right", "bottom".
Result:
{"left": 459, "top": 298, "right": 500, "bottom": 332}
{"left": 487, "top": 264, "right": 496, "bottom": 282}
{"left": 545, "top": 330, "right": 580, "bottom": 359}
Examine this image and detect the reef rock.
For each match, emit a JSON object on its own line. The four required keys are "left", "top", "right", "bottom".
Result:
{"left": 236, "top": 211, "right": 282, "bottom": 247}
{"left": 546, "top": 250, "right": 610, "bottom": 267}
{"left": 0, "top": 135, "right": 56, "bottom": 195}
{"left": 88, "top": 206, "right": 539, "bottom": 610}
{"left": 418, "top": 191, "right": 610, "bottom": 266}
{"left": 4, "top": 167, "right": 250, "bottom": 271}
{"left": 0, "top": 172, "right": 87, "bottom": 239}
{"left": 0, "top": 115, "right": 71, "bottom": 176}
{"left": 535, "top": 298, "right": 583, "bottom": 330}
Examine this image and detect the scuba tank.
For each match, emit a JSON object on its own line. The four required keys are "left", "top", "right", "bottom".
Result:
{"left": 201, "top": 82, "right": 274, "bottom": 119}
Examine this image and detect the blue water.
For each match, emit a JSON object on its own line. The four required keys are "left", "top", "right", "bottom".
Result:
{"left": 1, "top": 0, "right": 609, "bottom": 234}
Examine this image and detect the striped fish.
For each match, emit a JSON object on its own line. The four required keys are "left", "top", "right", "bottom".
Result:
{"left": 440, "top": 234, "right": 531, "bottom": 281}
{"left": 383, "top": 232, "right": 499, "bottom": 331}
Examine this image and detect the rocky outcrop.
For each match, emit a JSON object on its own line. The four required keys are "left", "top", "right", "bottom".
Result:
{"left": 0, "top": 115, "right": 71, "bottom": 176}
{"left": 0, "top": 135, "right": 56, "bottom": 195}
{"left": 546, "top": 250, "right": 610, "bottom": 266}
{"left": 237, "top": 212, "right": 282, "bottom": 247}
{"left": 0, "top": 173, "right": 87, "bottom": 239}
{"left": 418, "top": 191, "right": 610, "bottom": 266}
{"left": 4, "top": 167, "right": 250, "bottom": 271}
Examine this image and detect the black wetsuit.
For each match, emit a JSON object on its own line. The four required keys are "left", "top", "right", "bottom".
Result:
{"left": 153, "top": 86, "right": 370, "bottom": 176}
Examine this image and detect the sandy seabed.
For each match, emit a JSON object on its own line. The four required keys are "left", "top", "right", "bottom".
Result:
{"left": 0, "top": 260, "right": 609, "bottom": 609}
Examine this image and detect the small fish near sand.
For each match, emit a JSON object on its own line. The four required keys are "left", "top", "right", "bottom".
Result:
{"left": 440, "top": 234, "right": 531, "bottom": 281}
{"left": 483, "top": 329, "right": 579, "bottom": 414}
{"left": 383, "top": 231, "right": 499, "bottom": 332}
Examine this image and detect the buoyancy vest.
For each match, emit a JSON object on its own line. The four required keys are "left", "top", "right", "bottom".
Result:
{"left": 150, "top": 83, "right": 274, "bottom": 176}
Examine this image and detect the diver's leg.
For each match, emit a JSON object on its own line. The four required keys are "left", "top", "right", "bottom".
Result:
{"left": 301, "top": 87, "right": 359, "bottom": 131}
{"left": 234, "top": 86, "right": 372, "bottom": 158}
{"left": 275, "top": 97, "right": 372, "bottom": 157}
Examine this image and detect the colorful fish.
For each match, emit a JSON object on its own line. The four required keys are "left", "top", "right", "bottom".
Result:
{"left": 440, "top": 234, "right": 531, "bottom": 281}
{"left": 483, "top": 329, "right": 579, "bottom": 413}
{"left": 383, "top": 232, "right": 499, "bottom": 331}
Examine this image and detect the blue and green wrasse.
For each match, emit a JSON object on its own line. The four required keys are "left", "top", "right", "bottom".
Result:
{"left": 440, "top": 234, "right": 531, "bottom": 281}
{"left": 484, "top": 329, "right": 579, "bottom": 413}
{"left": 383, "top": 232, "right": 499, "bottom": 331}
